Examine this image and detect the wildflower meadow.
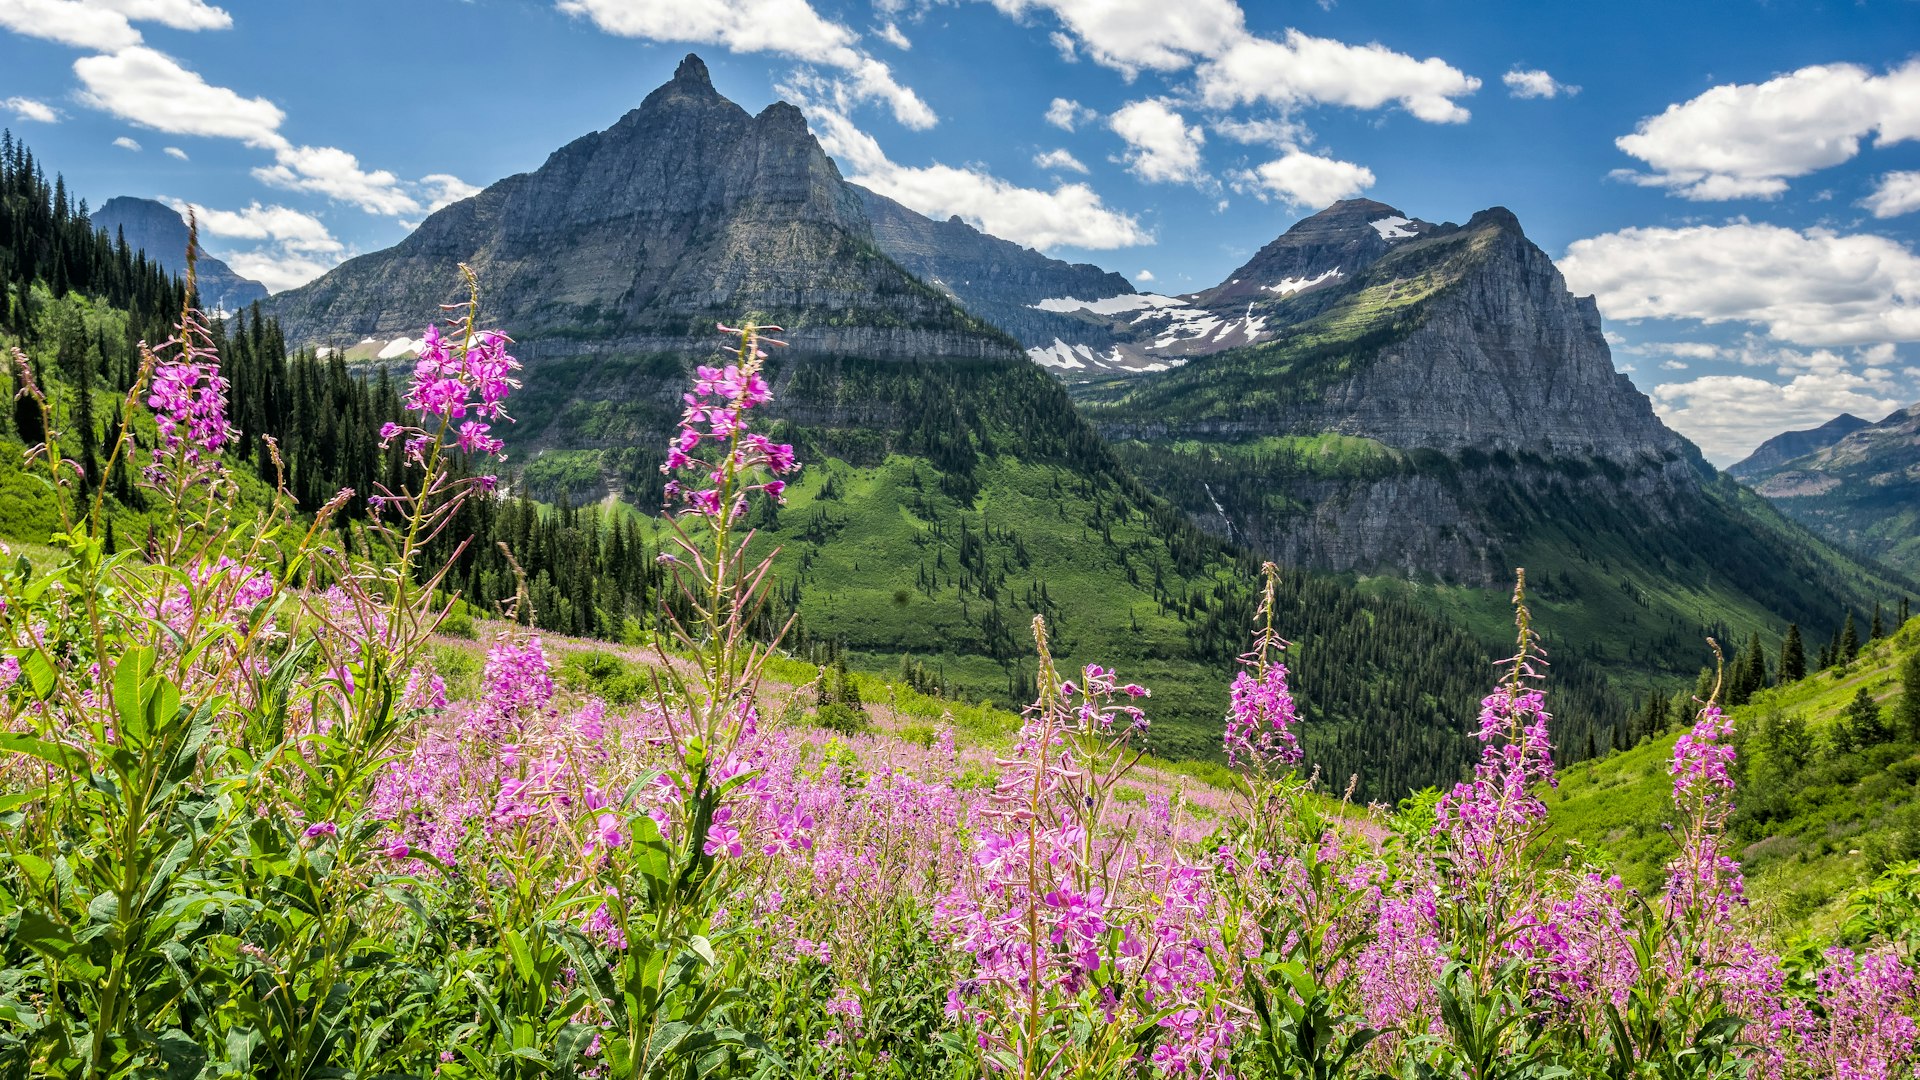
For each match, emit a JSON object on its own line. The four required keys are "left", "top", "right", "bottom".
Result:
{"left": 1, "top": 272, "right": 1917, "bottom": 1079}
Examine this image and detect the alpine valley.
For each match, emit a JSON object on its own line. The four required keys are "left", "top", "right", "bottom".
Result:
{"left": 254, "top": 55, "right": 1917, "bottom": 782}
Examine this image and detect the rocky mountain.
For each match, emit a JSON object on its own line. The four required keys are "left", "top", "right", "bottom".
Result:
{"left": 1740, "top": 404, "right": 1920, "bottom": 575}
{"left": 854, "top": 185, "right": 1139, "bottom": 364}
{"left": 1014, "top": 199, "right": 1447, "bottom": 375}
{"left": 268, "top": 55, "right": 1011, "bottom": 363}
{"left": 1075, "top": 201, "right": 1909, "bottom": 686}
{"left": 88, "top": 196, "right": 268, "bottom": 313}
{"left": 258, "top": 54, "right": 1571, "bottom": 781}
{"left": 1728, "top": 413, "right": 1873, "bottom": 480}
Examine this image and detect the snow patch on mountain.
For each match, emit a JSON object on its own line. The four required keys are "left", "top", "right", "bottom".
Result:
{"left": 1370, "top": 216, "right": 1417, "bottom": 240}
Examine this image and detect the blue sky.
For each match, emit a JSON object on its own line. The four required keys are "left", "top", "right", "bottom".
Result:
{"left": 2, "top": 0, "right": 1918, "bottom": 463}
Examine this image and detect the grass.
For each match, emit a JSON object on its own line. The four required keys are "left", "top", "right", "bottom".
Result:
{"left": 1545, "top": 615, "right": 1920, "bottom": 938}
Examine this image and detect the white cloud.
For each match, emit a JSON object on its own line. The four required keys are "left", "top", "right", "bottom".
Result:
{"left": 1864, "top": 170, "right": 1920, "bottom": 218}
{"left": 0, "top": 0, "right": 228, "bottom": 51}
{"left": 1660, "top": 360, "right": 1688, "bottom": 370}
{"left": 1048, "top": 30, "right": 1075, "bottom": 61}
{"left": 1561, "top": 222, "right": 1920, "bottom": 347}
{"left": 1645, "top": 341, "right": 1721, "bottom": 360}
{"left": 1196, "top": 30, "right": 1480, "bottom": 123}
{"left": 1650, "top": 365, "right": 1905, "bottom": 465}
{"left": 1210, "top": 115, "right": 1307, "bottom": 147}
{"left": 1109, "top": 98, "right": 1206, "bottom": 184}
{"left": 74, "top": 46, "right": 284, "bottom": 146}
{"left": 90, "top": 0, "right": 228, "bottom": 29}
{"left": 1504, "top": 67, "right": 1577, "bottom": 99}
{"left": 0, "top": 0, "right": 142, "bottom": 50}
{"left": 112, "top": 135, "right": 140, "bottom": 150}
{"left": 1229, "top": 150, "right": 1374, "bottom": 208}
{"left": 422, "top": 173, "right": 482, "bottom": 211}
{"left": 1134, "top": 269, "right": 1154, "bottom": 281}
{"left": 175, "top": 200, "right": 342, "bottom": 254}
{"left": 990, "top": 0, "right": 1245, "bottom": 76}
{"left": 2, "top": 96, "right": 58, "bottom": 122}
{"left": 1032, "top": 147, "right": 1088, "bottom": 173}
{"left": 875, "top": 21, "right": 909, "bottom": 49}
{"left": 252, "top": 144, "right": 422, "bottom": 216}
{"left": 176, "top": 199, "right": 346, "bottom": 294}
{"left": 798, "top": 93, "right": 1150, "bottom": 251}
{"left": 1045, "top": 96, "right": 1096, "bottom": 131}
{"left": 556, "top": 0, "right": 935, "bottom": 128}
{"left": 72, "top": 46, "right": 476, "bottom": 219}
{"left": 220, "top": 249, "right": 342, "bottom": 294}
{"left": 162, "top": 145, "right": 187, "bottom": 160}
{"left": 1614, "top": 60, "right": 1920, "bottom": 200}
{"left": 988, "top": 0, "right": 1476, "bottom": 122}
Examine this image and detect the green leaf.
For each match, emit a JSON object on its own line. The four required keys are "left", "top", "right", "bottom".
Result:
{"left": 0, "top": 732, "right": 89, "bottom": 775}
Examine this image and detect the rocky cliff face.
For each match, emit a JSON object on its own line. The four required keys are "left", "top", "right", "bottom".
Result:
{"left": 89, "top": 196, "right": 268, "bottom": 313}
{"left": 855, "top": 185, "right": 1135, "bottom": 350}
{"left": 268, "top": 55, "right": 1017, "bottom": 364}
{"left": 1728, "top": 413, "right": 1873, "bottom": 480}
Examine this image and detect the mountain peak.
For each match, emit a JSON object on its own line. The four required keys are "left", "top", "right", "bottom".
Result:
{"left": 1305, "top": 198, "right": 1407, "bottom": 222}
{"left": 89, "top": 195, "right": 268, "bottom": 311}
{"left": 673, "top": 53, "right": 711, "bottom": 87}
{"left": 1467, "top": 206, "right": 1524, "bottom": 237}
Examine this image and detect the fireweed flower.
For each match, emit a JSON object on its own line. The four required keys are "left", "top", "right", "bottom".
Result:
{"left": 1665, "top": 702, "right": 1747, "bottom": 933}
{"left": 1224, "top": 562, "right": 1302, "bottom": 776}
{"left": 660, "top": 324, "right": 799, "bottom": 522}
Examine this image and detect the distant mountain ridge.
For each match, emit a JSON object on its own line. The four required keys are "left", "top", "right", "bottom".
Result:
{"left": 88, "top": 196, "right": 268, "bottom": 313}
{"left": 1740, "top": 403, "right": 1920, "bottom": 575}
{"left": 1729, "top": 413, "right": 1873, "bottom": 480}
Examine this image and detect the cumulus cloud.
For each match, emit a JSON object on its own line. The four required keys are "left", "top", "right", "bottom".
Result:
{"left": 1197, "top": 30, "right": 1480, "bottom": 123}
{"left": 1032, "top": 148, "right": 1088, "bottom": 173}
{"left": 793, "top": 89, "right": 1150, "bottom": 251}
{"left": 1109, "top": 99, "right": 1206, "bottom": 184}
{"left": 422, "top": 173, "right": 483, "bottom": 211}
{"left": 1561, "top": 222, "right": 1920, "bottom": 347}
{"left": 1614, "top": 60, "right": 1920, "bottom": 200}
{"left": 173, "top": 199, "right": 347, "bottom": 293}
{"left": 2, "top": 96, "right": 57, "bottom": 122}
{"left": 875, "top": 21, "right": 909, "bottom": 49}
{"left": 1660, "top": 360, "right": 1688, "bottom": 371}
{"left": 988, "top": 0, "right": 1476, "bottom": 121}
{"left": 555, "top": 0, "right": 934, "bottom": 129}
{"left": 71, "top": 46, "right": 476, "bottom": 219}
{"left": 1650, "top": 360, "right": 1905, "bottom": 465}
{"left": 75, "top": 46, "right": 284, "bottom": 145}
{"left": 1229, "top": 151, "right": 1374, "bottom": 208}
{"left": 1864, "top": 171, "right": 1920, "bottom": 218}
{"left": 1045, "top": 96, "right": 1097, "bottom": 131}
{"left": 0, "top": 0, "right": 228, "bottom": 51}
{"left": 1504, "top": 68, "right": 1577, "bottom": 99}
{"left": 1134, "top": 269, "right": 1154, "bottom": 281}
{"left": 112, "top": 135, "right": 140, "bottom": 150}
{"left": 162, "top": 145, "right": 187, "bottom": 159}
{"left": 252, "top": 144, "right": 423, "bottom": 216}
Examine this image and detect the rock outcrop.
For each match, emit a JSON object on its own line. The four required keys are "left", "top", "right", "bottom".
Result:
{"left": 88, "top": 196, "right": 269, "bottom": 313}
{"left": 267, "top": 55, "right": 1018, "bottom": 364}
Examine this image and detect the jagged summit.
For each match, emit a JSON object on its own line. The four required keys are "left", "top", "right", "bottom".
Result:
{"left": 266, "top": 57, "right": 1014, "bottom": 362}
{"left": 673, "top": 52, "right": 710, "bottom": 86}
{"left": 1196, "top": 198, "right": 1436, "bottom": 307}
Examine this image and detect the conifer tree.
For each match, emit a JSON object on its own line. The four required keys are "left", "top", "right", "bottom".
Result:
{"left": 1778, "top": 623, "right": 1806, "bottom": 685}
{"left": 1870, "top": 602, "right": 1884, "bottom": 640}
{"left": 1898, "top": 647, "right": 1920, "bottom": 742}
{"left": 1839, "top": 612, "right": 1861, "bottom": 664}
{"left": 1841, "top": 686, "right": 1888, "bottom": 748}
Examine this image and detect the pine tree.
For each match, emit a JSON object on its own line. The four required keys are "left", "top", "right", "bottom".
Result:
{"left": 1841, "top": 686, "right": 1888, "bottom": 748}
{"left": 1870, "top": 602, "right": 1885, "bottom": 641}
{"left": 1839, "top": 612, "right": 1861, "bottom": 664}
{"left": 1778, "top": 623, "right": 1806, "bottom": 685}
{"left": 1897, "top": 647, "right": 1920, "bottom": 742}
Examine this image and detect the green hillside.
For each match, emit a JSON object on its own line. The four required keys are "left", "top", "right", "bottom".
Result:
{"left": 1546, "top": 615, "right": 1920, "bottom": 934}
